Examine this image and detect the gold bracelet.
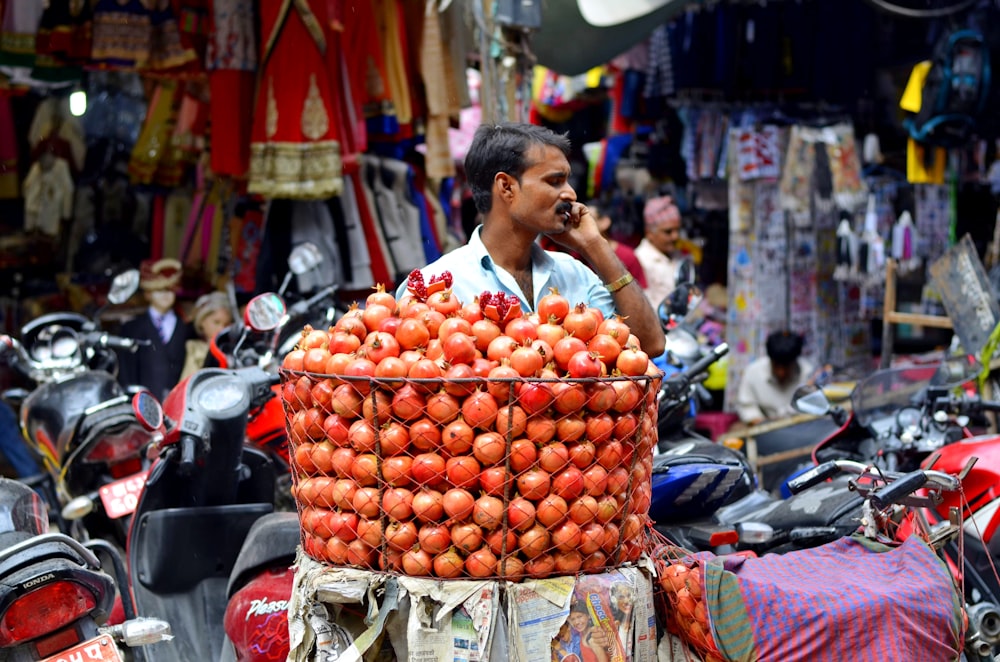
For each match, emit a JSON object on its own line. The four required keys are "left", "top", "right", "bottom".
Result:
{"left": 605, "top": 272, "right": 635, "bottom": 293}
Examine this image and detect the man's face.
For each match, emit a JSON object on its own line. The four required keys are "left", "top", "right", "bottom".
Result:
{"left": 771, "top": 361, "right": 794, "bottom": 385}
{"left": 646, "top": 207, "right": 681, "bottom": 257}
{"left": 146, "top": 289, "right": 176, "bottom": 314}
{"left": 504, "top": 144, "right": 577, "bottom": 235}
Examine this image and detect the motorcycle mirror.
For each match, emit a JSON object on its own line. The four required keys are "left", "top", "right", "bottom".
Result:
{"left": 792, "top": 384, "right": 831, "bottom": 416}
{"left": 277, "top": 243, "right": 324, "bottom": 297}
{"left": 663, "top": 327, "right": 702, "bottom": 366}
{"left": 676, "top": 258, "right": 697, "bottom": 286}
{"left": 288, "top": 242, "right": 323, "bottom": 275}
{"left": 244, "top": 293, "right": 287, "bottom": 333}
{"left": 132, "top": 391, "right": 164, "bottom": 431}
{"left": 107, "top": 269, "right": 141, "bottom": 305}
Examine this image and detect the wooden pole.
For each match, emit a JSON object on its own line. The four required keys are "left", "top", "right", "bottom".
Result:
{"left": 880, "top": 258, "right": 897, "bottom": 369}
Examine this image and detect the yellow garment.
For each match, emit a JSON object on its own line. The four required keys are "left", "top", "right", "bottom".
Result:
{"left": 374, "top": 0, "right": 412, "bottom": 124}
{"left": 906, "top": 138, "right": 946, "bottom": 185}
{"left": 704, "top": 356, "right": 728, "bottom": 391}
{"left": 900, "top": 61, "right": 932, "bottom": 114}
{"left": 584, "top": 66, "right": 604, "bottom": 89}
{"left": 129, "top": 81, "right": 178, "bottom": 185}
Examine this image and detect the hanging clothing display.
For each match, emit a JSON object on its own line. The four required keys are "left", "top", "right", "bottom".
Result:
{"left": 36, "top": 0, "right": 93, "bottom": 66}
{"left": 23, "top": 155, "right": 75, "bottom": 237}
{"left": 248, "top": 0, "right": 342, "bottom": 199}
{"left": 0, "top": 1, "right": 43, "bottom": 68}
{"left": 373, "top": 0, "right": 412, "bottom": 126}
{"left": 91, "top": 0, "right": 196, "bottom": 70}
{"left": 206, "top": 0, "right": 255, "bottom": 178}
{"left": 128, "top": 80, "right": 178, "bottom": 184}
{"left": 341, "top": 0, "right": 394, "bottom": 141}
{"left": 419, "top": 0, "right": 458, "bottom": 180}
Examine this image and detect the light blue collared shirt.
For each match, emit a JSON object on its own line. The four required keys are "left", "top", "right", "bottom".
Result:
{"left": 394, "top": 225, "right": 616, "bottom": 317}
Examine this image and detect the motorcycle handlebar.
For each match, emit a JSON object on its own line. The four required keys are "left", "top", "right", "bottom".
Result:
{"left": 786, "top": 460, "right": 841, "bottom": 494}
{"left": 178, "top": 435, "right": 197, "bottom": 477}
{"left": 786, "top": 459, "right": 960, "bottom": 500}
{"left": 290, "top": 284, "right": 339, "bottom": 318}
{"left": 88, "top": 332, "right": 147, "bottom": 353}
{"left": 661, "top": 343, "right": 729, "bottom": 398}
{"left": 870, "top": 471, "right": 928, "bottom": 510}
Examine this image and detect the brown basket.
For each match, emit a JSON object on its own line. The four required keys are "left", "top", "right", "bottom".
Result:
{"left": 280, "top": 369, "right": 659, "bottom": 581}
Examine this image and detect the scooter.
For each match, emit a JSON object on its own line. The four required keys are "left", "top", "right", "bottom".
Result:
{"left": 125, "top": 293, "right": 287, "bottom": 662}
{"left": 0, "top": 475, "right": 172, "bottom": 661}
{"left": 0, "top": 270, "right": 160, "bottom": 544}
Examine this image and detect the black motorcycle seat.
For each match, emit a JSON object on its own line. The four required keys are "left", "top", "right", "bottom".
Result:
{"left": 227, "top": 512, "right": 299, "bottom": 597}
{"left": 730, "top": 478, "right": 863, "bottom": 530}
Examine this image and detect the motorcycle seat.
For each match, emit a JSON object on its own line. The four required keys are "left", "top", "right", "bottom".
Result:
{"left": 727, "top": 477, "right": 863, "bottom": 531}
{"left": 227, "top": 512, "right": 300, "bottom": 598}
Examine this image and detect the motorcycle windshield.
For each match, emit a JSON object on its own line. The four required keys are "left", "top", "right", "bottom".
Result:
{"left": 0, "top": 478, "right": 48, "bottom": 537}
{"left": 851, "top": 358, "right": 978, "bottom": 428}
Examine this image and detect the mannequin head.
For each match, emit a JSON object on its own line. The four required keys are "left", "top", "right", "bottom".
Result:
{"left": 193, "top": 291, "right": 234, "bottom": 342}
{"left": 139, "top": 258, "right": 182, "bottom": 314}
{"left": 146, "top": 289, "right": 176, "bottom": 314}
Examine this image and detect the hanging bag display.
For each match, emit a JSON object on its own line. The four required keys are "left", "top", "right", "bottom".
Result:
{"left": 903, "top": 28, "right": 991, "bottom": 149}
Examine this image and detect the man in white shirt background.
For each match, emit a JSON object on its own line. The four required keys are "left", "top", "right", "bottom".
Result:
{"left": 634, "top": 195, "right": 683, "bottom": 310}
{"left": 735, "top": 330, "right": 815, "bottom": 426}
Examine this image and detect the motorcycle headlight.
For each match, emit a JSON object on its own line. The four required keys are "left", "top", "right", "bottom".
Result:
{"left": 195, "top": 375, "right": 248, "bottom": 414}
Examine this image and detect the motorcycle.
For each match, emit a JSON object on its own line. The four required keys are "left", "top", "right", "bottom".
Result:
{"left": 0, "top": 475, "right": 172, "bottom": 661}
{"left": 0, "top": 270, "right": 161, "bottom": 544}
{"left": 787, "top": 355, "right": 1000, "bottom": 630}
{"left": 125, "top": 292, "right": 289, "bottom": 662}
{"left": 653, "top": 260, "right": 726, "bottom": 449}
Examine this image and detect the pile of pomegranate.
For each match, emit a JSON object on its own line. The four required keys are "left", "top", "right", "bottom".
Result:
{"left": 659, "top": 561, "right": 723, "bottom": 661}
{"left": 280, "top": 273, "right": 661, "bottom": 580}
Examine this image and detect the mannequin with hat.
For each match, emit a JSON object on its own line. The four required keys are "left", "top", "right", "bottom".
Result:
{"left": 116, "top": 258, "right": 193, "bottom": 400}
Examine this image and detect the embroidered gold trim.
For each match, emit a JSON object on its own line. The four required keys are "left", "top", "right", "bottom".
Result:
{"left": 294, "top": 0, "right": 326, "bottom": 55}
{"left": 265, "top": 77, "right": 278, "bottom": 139}
{"left": 301, "top": 74, "right": 329, "bottom": 140}
{"left": 263, "top": 0, "right": 294, "bottom": 64}
{"left": 248, "top": 140, "right": 343, "bottom": 200}
{"left": 0, "top": 32, "right": 36, "bottom": 55}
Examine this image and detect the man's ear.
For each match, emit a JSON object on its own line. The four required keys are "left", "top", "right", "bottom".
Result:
{"left": 495, "top": 172, "right": 517, "bottom": 203}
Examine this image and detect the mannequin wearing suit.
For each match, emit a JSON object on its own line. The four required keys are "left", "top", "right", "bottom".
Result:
{"left": 117, "top": 259, "right": 193, "bottom": 400}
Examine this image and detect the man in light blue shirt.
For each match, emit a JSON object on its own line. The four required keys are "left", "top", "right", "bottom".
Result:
{"left": 398, "top": 123, "right": 664, "bottom": 358}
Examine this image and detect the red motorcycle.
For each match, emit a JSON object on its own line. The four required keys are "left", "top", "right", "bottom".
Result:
{"left": 785, "top": 356, "right": 1000, "bottom": 654}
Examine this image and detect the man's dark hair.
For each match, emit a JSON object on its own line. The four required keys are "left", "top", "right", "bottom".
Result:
{"left": 765, "top": 330, "right": 804, "bottom": 366}
{"left": 464, "top": 122, "right": 571, "bottom": 215}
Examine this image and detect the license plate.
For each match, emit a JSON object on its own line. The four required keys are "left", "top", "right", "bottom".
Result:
{"left": 40, "top": 635, "right": 124, "bottom": 662}
{"left": 98, "top": 470, "right": 149, "bottom": 519}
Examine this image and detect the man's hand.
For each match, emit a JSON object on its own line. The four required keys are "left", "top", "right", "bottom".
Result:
{"left": 546, "top": 202, "right": 603, "bottom": 256}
